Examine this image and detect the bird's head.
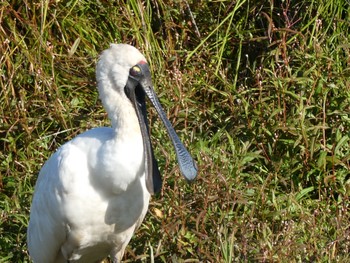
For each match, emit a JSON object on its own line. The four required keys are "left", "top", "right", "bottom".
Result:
{"left": 96, "top": 44, "right": 197, "bottom": 194}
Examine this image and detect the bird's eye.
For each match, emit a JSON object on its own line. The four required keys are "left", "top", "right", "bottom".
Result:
{"left": 130, "top": 65, "right": 142, "bottom": 77}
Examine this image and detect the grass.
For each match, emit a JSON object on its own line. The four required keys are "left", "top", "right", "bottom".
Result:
{"left": 1, "top": 0, "right": 350, "bottom": 262}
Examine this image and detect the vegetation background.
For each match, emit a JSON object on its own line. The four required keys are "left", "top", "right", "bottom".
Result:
{"left": 1, "top": 0, "right": 349, "bottom": 262}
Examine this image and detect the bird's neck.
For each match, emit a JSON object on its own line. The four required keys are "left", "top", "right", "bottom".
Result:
{"left": 102, "top": 93, "right": 142, "bottom": 139}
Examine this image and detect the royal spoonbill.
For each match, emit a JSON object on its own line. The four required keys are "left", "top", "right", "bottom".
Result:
{"left": 27, "top": 43, "right": 197, "bottom": 263}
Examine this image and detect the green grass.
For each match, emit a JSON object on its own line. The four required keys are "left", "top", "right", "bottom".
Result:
{"left": 1, "top": 0, "right": 350, "bottom": 262}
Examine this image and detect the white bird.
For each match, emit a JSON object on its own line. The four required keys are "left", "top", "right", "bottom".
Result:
{"left": 27, "top": 43, "right": 197, "bottom": 263}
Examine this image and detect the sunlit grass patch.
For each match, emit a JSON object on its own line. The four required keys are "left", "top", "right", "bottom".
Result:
{"left": 1, "top": 0, "right": 350, "bottom": 262}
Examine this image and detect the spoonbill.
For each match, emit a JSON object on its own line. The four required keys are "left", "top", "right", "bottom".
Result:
{"left": 27, "top": 43, "right": 197, "bottom": 263}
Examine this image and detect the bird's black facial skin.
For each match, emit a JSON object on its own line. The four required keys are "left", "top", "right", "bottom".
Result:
{"left": 125, "top": 62, "right": 198, "bottom": 195}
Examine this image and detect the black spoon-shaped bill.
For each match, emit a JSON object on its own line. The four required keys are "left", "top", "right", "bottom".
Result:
{"left": 143, "top": 85, "right": 198, "bottom": 181}
{"left": 128, "top": 62, "right": 198, "bottom": 185}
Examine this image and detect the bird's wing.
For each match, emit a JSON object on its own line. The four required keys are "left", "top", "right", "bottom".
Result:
{"left": 27, "top": 141, "right": 91, "bottom": 262}
{"left": 27, "top": 151, "right": 68, "bottom": 262}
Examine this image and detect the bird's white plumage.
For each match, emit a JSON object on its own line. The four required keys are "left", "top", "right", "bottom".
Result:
{"left": 27, "top": 44, "right": 151, "bottom": 262}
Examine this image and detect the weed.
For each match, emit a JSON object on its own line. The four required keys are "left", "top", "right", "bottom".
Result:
{"left": 1, "top": 0, "right": 349, "bottom": 262}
